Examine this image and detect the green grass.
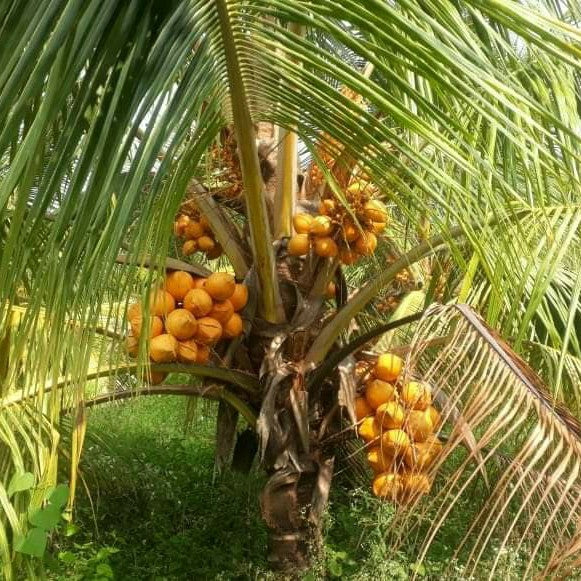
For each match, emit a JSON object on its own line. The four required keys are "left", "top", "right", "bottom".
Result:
{"left": 44, "top": 395, "right": 525, "bottom": 580}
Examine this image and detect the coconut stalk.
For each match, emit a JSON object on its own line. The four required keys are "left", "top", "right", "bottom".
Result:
{"left": 216, "top": 0, "right": 284, "bottom": 323}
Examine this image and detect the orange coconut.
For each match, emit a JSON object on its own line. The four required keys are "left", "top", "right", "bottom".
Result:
{"left": 205, "top": 272, "right": 236, "bottom": 301}
{"left": 376, "top": 400, "right": 405, "bottom": 430}
{"left": 309, "top": 215, "right": 333, "bottom": 236}
{"left": 165, "top": 309, "right": 198, "bottom": 340}
{"left": 130, "top": 315, "right": 164, "bottom": 339}
{"left": 288, "top": 234, "right": 310, "bottom": 256}
{"left": 363, "top": 200, "right": 388, "bottom": 223}
{"left": 149, "top": 289, "right": 176, "bottom": 317}
{"left": 197, "top": 236, "right": 216, "bottom": 252}
{"left": 229, "top": 284, "right": 248, "bottom": 311}
{"left": 183, "top": 288, "right": 213, "bottom": 318}
{"left": 358, "top": 417, "right": 381, "bottom": 443}
{"left": 174, "top": 215, "right": 191, "bottom": 237}
{"left": 182, "top": 240, "right": 198, "bottom": 256}
{"left": 149, "top": 334, "right": 178, "bottom": 363}
{"left": 355, "top": 231, "right": 377, "bottom": 255}
{"left": 184, "top": 220, "right": 205, "bottom": 240}
{"left": 177, "top": 339, "right": 198, "bottom": 363}
{"left": 223, "top": 313, "right": 243, "bottom": 338}
{"left": 365, "top": 379, "right": 396, "bottom": 410}
{"left": 195, "top": 317, "right": 222, "bottom": 345}
{"left": 314, "top": 237, "right": 338, "bottom": 258}
{"left": 403, "top": 437, "right": 442, "bottom": 471}
{"left": 165, "top": 270, "right": 195, "bottom": 301}
{"left": 400, "top": 381, "right": 432, "bottom": 411}
{"left": 374, "top": 353, "right": 403, "bottom": 382}
{"left": 208, "top": 300, "right": 234, "bottom": 325}
{"left": 381, "top": 429, "right": 411, "bottom": 456}
{"left": 367, "top": 447, "right": 398, "bottom": 474}
{"left": 372, "top": 472, "right": 401, "bottom": 500}
{"left": 293, "top": 213, "right": 314, "bottom": 234}
{"left": 355, "top": 396, "right": 373, "bottom": 421}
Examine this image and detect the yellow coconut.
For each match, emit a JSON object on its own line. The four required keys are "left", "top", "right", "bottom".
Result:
{"left": 182, "top": 240, "right": 198, "bottom": 256}
{"left": 370, "top": 221, "right": 386, "bottom": 234}
{"left": 339, "top": 248, "right": 359, "bottom": 265}
{"left": 149, "top": 334, "right": 178, "bottom": 363}
{"left": 223, "top": 313, "right": 243, "bottom": 338}
{"left": 149, "top": 289, "right": 176, "bottom": 317}
{"left": 183, "top": 288, "right": 213, "bottom": 317}
{"left": 293, "top": 213, "right": 314, "bottom": 234}
{"left": 358, "top": 417, "right": 381, "bottom": 443}
{"left": 374, "top": 353, "right": 403, "bottom": 382}
{"left": 309, "top": 215, "right": 333, "bottom": 236}
{"left": 288, "top": 234, "right": 310, "bottom": 256}
{"left": 165, "top": 270, "right": 195, "bottom": 301}
{"left": 342, "top": 222, "right": 360, "bottom": 243}
{"left": 400, "top": 381, "right": 432, "bottom": 411}
{"left": 195, "top": 343, "right": 211, "bottom": 364}
{"left": 355, "top": 396, "right": 373, "bottom": 421}
{"left": 372, "top": 472, "right": 401, "bottom": 500}
{"left": 367, "top": 447, "right": 398, "bottom": 474}
{"left": 148, "top": 371, "right": 168, "bottom": 385}
{"left": 404, "top": 409, "right": 434, "bottom": 443}
{"left": 355, "top": 231, "right": 377, "bottom": 255}
{"left": 130, "top": 315, "right": 164, "bottom": 339}
{"left": 363, "top": 200, "right": 388, "bottom": 223}
{"left": 365, "top": 379, "right": 396, "bottom": 410}
{"left": 229, "top": 284, "right": 248, "bottom": 312}
{"left": 376, "top": 400, "right": 405, "bottom": 430}
{"left": 197, "top": 236, "right": 216, "bottom": 252}
{"left": 208, "top": 300, "right": 234, "bottom": 325}
{"left": 177, "top": 339, "right": 198, "bottom": 363}
{"left": 184, "top": 220, "right": 205, "bottom": 240}
{"left": 403, "top": 437, "right": 442, "bottom": 471}
{"left": 205, "top": 272, "right": 235, "bottom": 301}
{"left": 381, "top": 429, "right": 411, "bottom": 456}
{"left": 165, "top": 309, "right": 198, "bottom": 340}
{"left": 314, "top": 237, "right": 338, "bottom": 258}
{"left": 195, "top": 317, "right": 223, "bottom": 345}
{"left": 427, "top": 405, "right": 441, "bottom": 429}
{"left": 174, "top": 215, "right": 191, "bottom": 237}
{"left": 125, "top": 334, "right": 139, "bottom": 358}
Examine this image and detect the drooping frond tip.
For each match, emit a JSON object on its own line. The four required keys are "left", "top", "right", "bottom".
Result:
{"left": 389, "top": 304, "right": 581, "bottom": 580}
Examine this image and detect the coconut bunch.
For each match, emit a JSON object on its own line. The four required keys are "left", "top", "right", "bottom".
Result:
{"left": 354, "top": 352, "right": 443, "bottom": 503}
{"left": 174, "top": 213, "right": 223, "bottom": 260}
{"left": 125, "top": 271, "right": 247, "bottom": 383}
{"left": 208, "top": 131, "right": 243, "bottom": 199}
{"left": 288, "top": 180, "right": 388, "bottom": 265}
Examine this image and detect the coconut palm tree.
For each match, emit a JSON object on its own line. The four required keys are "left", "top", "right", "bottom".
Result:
{"left": 1, "top": 0, "right": 581, "bottom": 578}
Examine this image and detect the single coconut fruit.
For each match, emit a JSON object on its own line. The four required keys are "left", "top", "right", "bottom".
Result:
{"left": 376, "top": 400, "right": 405, "bottom": 430}
{"left": 309, "top": 215, "right": 333, "bottom": 236}
{"left": 381, "top": 429, "right": 411, "bottom": 456}
{"left": 229, "top": 284, "right": 248, "bottom": 311}
{"left": 288, "top": 234, "right": 310, "bottom": 256}
{"left": 174, "top": 215, "right": 191, "bottom": 237}
{"left": 355, "top": 231, "right": 377, "bottom": 255}
{"left": 148, "top": 371, "right": 168, "bottom": 385}
{"left": 208, "top": 300, "right": 234, "bottom": 325}
{"left": 363, "top": 200, "right": 388, "bottom": 223}
{"left": 223, "top": 313, "right": 243, "bottom": 338}
{"left": 195, "top": 317, "right": 222, "bottom": 345}
{"left": 355, "top": 396, "right": 373, "bottom": 421}
{"left": 339, "top": 248, "right": 359, "bottom": 265}
{"left": 374, "top": 353, "right": 403, "bottom": 382}
{"left": 165, "top": 309, "right": 198, "bottom": 340}
{"left": 193, "top": 277, "right": 207, "bottom": 289}
{"left": 197, "top": 236, "right": 216, "bottom": 252}
{"left": 206, "top": 243, "right": 223, "bottom": 260}
{"left": 400, "top": 472, "right": 431, "bottom": 499}
{"left": 196, "top": 343, "right": 211, "bottom": 364}
{"left": 372, "top": 472, "right": 401, "bottom": 500}
{"left": 400, "top": 381, "right": 432, "bottom": 411}
{"left": 404, "top": 436, "right": 442, "bottom": 471}
{"left": 127, "top": 302, "right": 141, "bottom": 322}
{"left": 183, "top": 288, "right": 213, "bottom": 317}
{"left": 205, "top": 272, "right": 236, "bottom": 301}
{"left": 367, "top": 447, "right": 398, "bottom": 474}
{"left": 319, "top": 199, "right": 337, "bottom": 216}
{"left": 149, "top": 333, "right": 178, "bottom": 363}
{"left": 177, "top": 339, "right": 198, "bottom": 363}
{"left": 182, "top": 240, "right": 198, "bottom": 256}
{"left": 149, "top": 289, "right": 176, "bottom": 317}
{"left": 365, "top": 378, "right": 396, "bottom": 410}
{"left": 404, "top": 409, "right": 433, "bottom": 442}
{"left": 165, "top": 270, "right": 194, "bottom": 301}
{"left": 293, "top": 213, "right": 314, "bottom": 234}
{"left": 125, "top": 334, "right": 139, "bottom": 358}
{"left": 325, "top": 281, "right": 336, "bottom": 299}
{"left": 314, "top": 237, "right": 338, "bottom": 258}
{"left": 370, "top": 221, "right": 386, "bottom": 234}
{"left": 342, "top": 221, "right": 360, "bottom": 243}
{"left": 427, "top": 405, "right": 441, "bottom": 429}
{"left": 130, "top": 315, "right": 164, "bottom": 339}
{"left": 184, "top": 220, "right": 205, "bottom": 239}
{"left": 358, "top": 417, "right": 381, "bottom": 443}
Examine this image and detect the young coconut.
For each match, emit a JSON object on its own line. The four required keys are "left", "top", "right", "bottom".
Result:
{"left": 288, "top": 234, "right": 310, "bottom": 256}
{"left": 355, "top": 231, "right": 377, "bottom": 255}
{"left": 374, "top": 353, "right": 403, "bottom": 382}
{"left": 381, "top": 429, "right": 411, "bottom": 456}
{"left": 363, "top": 200, "right": 388, "bottom": 223}
{"left": 149, "top": 289, "right": 176, "bottom": 317}
{"left": 314, "top": 237, "right": 338, "bottom": 258}
{"left": 197, "top": 236, "right": 216, "bottom": 253}
{"left": 400, "top": 380, "right": 432, "bottom": 410}
{"left": 372, "top": 472, "right": 401, "bottom": 500}
{"left": 358, "top": 417, "right": 381, "bottom": 443}
{"left": 223, "top": 313, "right": 243, "bottom": 338}
{"left": 195, "top": 317, "right": 223, "bottom": 345}
{"left": 165, "top": 270, "right": 194, "bottom": 301}
{"left": 404, "top": 409, "right": 434, "bottom": 442}
{"left": 130, "top": 315, "right": 164, "bottom": 339}
{"left": 183, "top": 288, "right": 213, "bottom": 317}
{"left": 355, "top": 396, "right": 373, "bottom": 420}
{"left": 309, "top": 215, "right": 333, "bottom": 236}
{"left": 229, "top": 284, "right": 248, "bottom": 311}
{"left": 205, "top": 273, "right": 236, "bottom": 301}
{"left": 342, "top": 221, "right": 360, "bottom": 243}
{"left": 184, "top": 220, "right": 205, "bottom": 239}
{"left": 208, "top": 300, "right": 234, "bottom": 325}
{"left": 174, "top": 215, "right": 191, "bottom": 237}
{"left": 367, "top": 447, "right": 398, "bottom": 474}
{"left": 365, "top": 379, "right": 396, "bottom": 410}
{"left": 376, "top": 400, "right": 405, "bottom": 430}
{"left": 293, "top": 213, "right": 314, "bottom": 234}
{"left": 182, "top": 240, "right": 198, "bottom": 256}
{"left": 149, "top": 334, "right": 178, "bottom": 363}
{"left": 177, "top": 339, "right": 198, "bottom": 364}
{"left": 165, "top": 309, "right": 198, "bottom": 341}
